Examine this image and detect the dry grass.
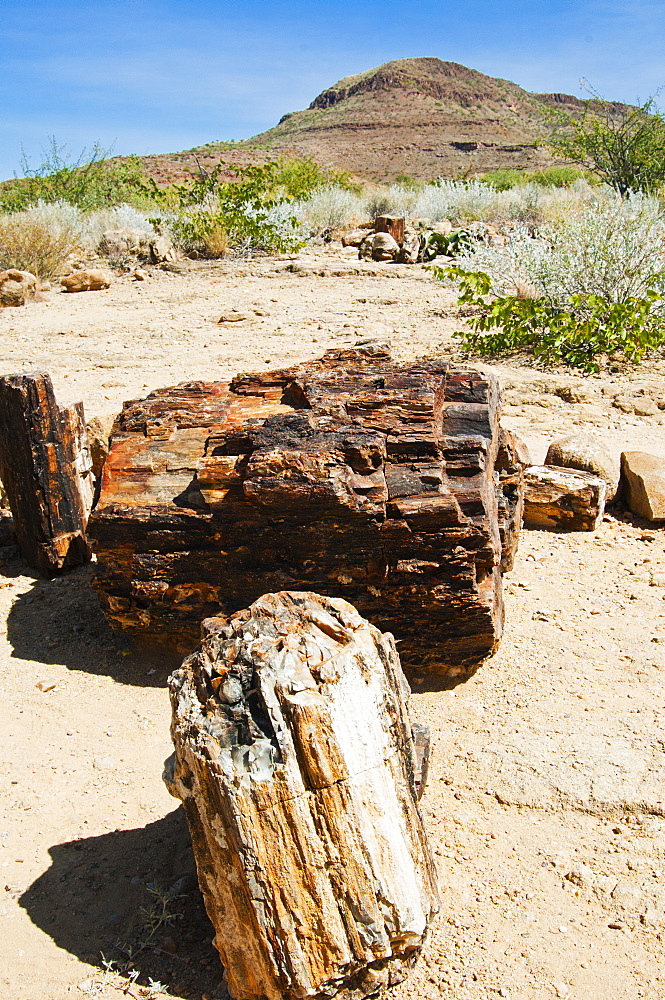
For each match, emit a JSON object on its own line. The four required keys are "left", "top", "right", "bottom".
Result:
{"left": 0, "top": 212, "right": 79, "bottom": 280}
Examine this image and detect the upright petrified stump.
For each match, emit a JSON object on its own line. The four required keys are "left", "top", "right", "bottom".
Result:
{"left": 167, "top": 591, "right": 439, "bottom": 1000}
{"left": 90, "top": 344, "right": 519, "bottom": 677}
{"left": 0, "top": 373, "right": 93, "bottom": 574}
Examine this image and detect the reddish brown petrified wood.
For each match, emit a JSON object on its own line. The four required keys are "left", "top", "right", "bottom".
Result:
{"left": 90, "top": 345, "right": 519, "bottom": 677}
{"left": 0, "top": 373, "right": 93, "bottom": 575}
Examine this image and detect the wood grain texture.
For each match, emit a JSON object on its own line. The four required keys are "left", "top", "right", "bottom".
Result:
{"left": 167, "top": 591, "right": 439, "bottom": 1000}
{"left": 523, "top": 465, "right": 607, "bottom": 531}
{"left": 0, "top": 373, "right": 93, "bottom": 575}
{"left": 90, "top": 345, "right": 519, "bottom": 677}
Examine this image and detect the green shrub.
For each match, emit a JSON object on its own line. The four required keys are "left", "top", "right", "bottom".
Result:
{"left": 481, "top": 166, "right": 591, "bottom": 190}
{"left": 272, "top": 156, "right": 359, "bottom": 198}
{"left": 436, "top": 265, "right": 665, "bottom": 372}
{"left": 147, "top": 160, "right": 303, "bottom": 255}
{"left": 0, "top": 211, "right": 78, "bottom": 279}
{"left": 0, "top": 138, "right": 147, "bottom": 213}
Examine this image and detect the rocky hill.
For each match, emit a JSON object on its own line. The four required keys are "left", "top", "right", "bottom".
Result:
{"left": 141, "top": 57, "right": 618, "bottom": 184}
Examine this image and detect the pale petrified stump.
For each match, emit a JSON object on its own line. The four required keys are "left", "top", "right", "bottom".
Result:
{"left": 0, "top": 373, "right": 93, "bottom": 574}
{"left": 167, "top": 591, "right": 439, "bottom": 1000}
{"left": 523, "top": 466, "right": 606, "bottom": 531}
{"left": 90, "top": 344, "right": 518, "bottom": 678}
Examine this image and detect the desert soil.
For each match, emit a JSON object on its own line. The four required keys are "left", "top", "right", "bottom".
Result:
{"left": 1, "top": 245, "right": 665, "bottom": 1000}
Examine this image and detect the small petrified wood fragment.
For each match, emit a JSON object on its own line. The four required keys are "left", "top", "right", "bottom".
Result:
{"left": 90, "top": 344, "right": 518, "bottom": 677}
{"left": 523, "top": 466, "right": 606, "bottom": 531}
{"left": 0, "top": 373, "right": 93, "bottom": 574}
{"left": 167, "top": 591, "right": 439, "bottom": 1000}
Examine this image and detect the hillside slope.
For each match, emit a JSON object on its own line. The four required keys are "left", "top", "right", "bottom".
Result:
{"left": 141, "top": 57, "right": 616, "bottom": 184}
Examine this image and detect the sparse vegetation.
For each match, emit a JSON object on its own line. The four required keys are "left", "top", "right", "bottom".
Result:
{"left": 438, "top": 264, "right": 665, "bottom": 372}
{"left": 545, "top": 91, "right": 665, "bottom": 197}
{"left": 0, "top": 209, "right": 79, "bottom": 279}
{"left": 0, "top": 137, "right": 148, "bottom": 214}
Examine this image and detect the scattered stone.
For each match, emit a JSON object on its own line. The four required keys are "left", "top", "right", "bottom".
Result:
{"left": 167, "top": 591, "right": 439, "bottom": 1000}
{"left": 555, "top": 385, "right": 594, "bottom": 404}
{"left": 61, "top": 269, "right": 112, "bottom": 293}
{"left": 0, "top": 269, "right": 37, "bottom": 307}
{"left": 621, "top": 451, "right": 665, "bottom": 522}
{"left": 217, "top": 311, "right": 249, "bottom": 323}
{"left": 523, "top": 466, "right": 606, "bottom": 531}
{"left": 612, "top": 396, "right": 634, "bottom": 413}
{"left": 132, "top": 268, "right": 148, "bottom": 281}
{"left": 633, "top": 397, "right": 659, "bottom": 417}
{"left": 149, "top": 236, "right": 177, "bottom": 264}
{"left": 341, "top": 229, "right": 368, "bottom": 248}
{"left": 545, "top": 433, "right": 620, "bottom": 502}
{"left": 397, "top": 233, "right": 421, "bottom": 264}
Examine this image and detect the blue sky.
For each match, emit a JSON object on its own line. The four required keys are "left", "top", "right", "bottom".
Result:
{"left": 1, "top": 0, "right": 664, "bottom": 180}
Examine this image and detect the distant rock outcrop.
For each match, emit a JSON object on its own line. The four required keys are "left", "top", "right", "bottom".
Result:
{"left": 138, "top": 57, "right": 629, "bottom": 184}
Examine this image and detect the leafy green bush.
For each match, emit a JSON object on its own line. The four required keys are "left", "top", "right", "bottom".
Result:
{"left": 272, "top": 156, "right": 359, "bottom": 198}
{"left": 0, "top": 210, "right": 78, "bottom": 279}
{"left": 545, "top": 93, "right": 665, "bottom": 197}
{"left": 436, "top": 265, "right": 665, "bottom": 372}
{"left": 0, "top": 138, "right": 147, "bottom": 213}
{"left": 148, "top": 160, "right": 304, "bottom": 256}
{"left": 481, "top": 166, "right": 591, "bottom": 190}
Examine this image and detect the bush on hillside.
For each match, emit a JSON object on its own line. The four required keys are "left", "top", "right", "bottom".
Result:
{"left": 0, "top": 138, "right": 147, "bottom": 213}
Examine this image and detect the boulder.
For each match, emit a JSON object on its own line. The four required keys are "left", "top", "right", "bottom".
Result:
{"left": 149, "top": 236, "right": 177, "bottom": 264}
{"left": 621, "top": 451, "right": 665, "bottom": 522}
{"left": 523, "top": 466, "right": 606, "bottom": 531}
{"left": 61, "top": 269, "right": 112, "bottom": 293}
{"left": 370, "top": 232, "right": 399, "bottom": 261}
{"left": 545, "top": 433, "right": 620, "bottom": 502}
{"left": 0, "top": 269, "right": 37, "bottom": 307}
{"left": 396, "top": 233, "right": 422, "bottom": 264}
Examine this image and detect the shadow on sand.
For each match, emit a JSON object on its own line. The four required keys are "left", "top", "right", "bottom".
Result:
{"left": 19, "top": 807, "right": 226, "bottom": 999}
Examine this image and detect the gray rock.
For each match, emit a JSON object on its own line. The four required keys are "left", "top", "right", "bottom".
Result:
{"left": 545, "top": 433, "right": 620, "bottom": 501}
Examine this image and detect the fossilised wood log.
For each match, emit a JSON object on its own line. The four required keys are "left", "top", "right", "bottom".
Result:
{"left": 90, "top": 344, "right": 518, "bottom": 678}
{"left": 374, "top": 215, "right": 405, "bottom": 245}
{"left": 167, "top": 591, "right": 439, "bottom": 1000}
{"left": 0, "top": 373, "right": 93, "bottom": 575}
{"left": 523, "top": 465, "right": 606, "bottom": 531}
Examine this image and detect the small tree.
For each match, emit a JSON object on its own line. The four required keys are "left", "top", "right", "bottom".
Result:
{"left": 545, "top": 88, "right": 665, "bottom": 197}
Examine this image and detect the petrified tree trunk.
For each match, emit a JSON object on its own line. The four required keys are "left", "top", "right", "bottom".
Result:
{"left": 374, "top": 215, "right": 405, "bottom": 244}
{"left": 0, "top": 373, "right": 93, "bottom": 575}
{"left": 167, "top": 591, "right": 439, "bottom": 1000}
{"left": 523, "top": 466, "right": 606, "bottom": 531}
{"left": 90, "top": 344, "right": 519, "bottom": 678}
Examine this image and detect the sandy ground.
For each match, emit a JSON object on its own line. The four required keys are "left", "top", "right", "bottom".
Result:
{"left": 1, "top": 245, "right": 665, "bottom": 1000}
